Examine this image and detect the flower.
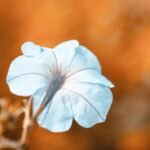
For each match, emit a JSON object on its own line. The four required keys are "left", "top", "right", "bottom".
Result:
{"left": 7, "top": 40, "right": 114, "bottom": 132}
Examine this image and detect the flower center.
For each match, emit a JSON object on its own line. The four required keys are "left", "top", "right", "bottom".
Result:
{"left": 41, "top": 70, "right": 65, "bottom": 107}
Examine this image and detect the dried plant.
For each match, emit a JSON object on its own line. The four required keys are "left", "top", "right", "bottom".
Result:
{"left": 0, "top": 97, "right": 43, "bottom": 150}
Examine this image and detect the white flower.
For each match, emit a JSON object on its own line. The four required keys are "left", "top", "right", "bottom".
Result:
{"left": 7, "top": 40, "right": 114, "bottom": 132}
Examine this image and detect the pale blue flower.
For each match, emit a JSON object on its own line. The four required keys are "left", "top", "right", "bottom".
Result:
{"left": 7, "top": 40, "right": 114, "bottom": 132}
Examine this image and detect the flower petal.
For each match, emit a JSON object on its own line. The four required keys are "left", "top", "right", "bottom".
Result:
{"left": 66, "top": 69, "right": 114, "bottom": 88}
{"left": 7, "top": 51, "right": 55, "bottom": 96}
{"left": 33, "top": 89, "right": 73, "bottom": 132}
{"left": 67, "top": 46, "right": 101, "bottom": 76}
{"left": 53, "top": 40, "right": 79, "bottom": 72}
{"left": 63, "top": 82, "right": 113, "bottom": 127}
{"left": 8, "top": 75, "right": 48, "bottom": 96}
{"left": 62, "top": 89, "right": 102, "bottom": 127}
{"left": 21, "top": 42, "right": 43, "bottom": 56}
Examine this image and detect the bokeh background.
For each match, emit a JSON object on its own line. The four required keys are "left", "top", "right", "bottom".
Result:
{"left": 0, "top": 0, "right": 150, "bottom": 150}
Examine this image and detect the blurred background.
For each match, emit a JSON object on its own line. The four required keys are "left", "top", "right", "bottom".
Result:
{"left": 0, "top": 0, "right": 150, "bottom": 150}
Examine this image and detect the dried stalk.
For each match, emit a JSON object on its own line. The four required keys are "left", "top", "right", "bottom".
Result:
{"left": 0, "top": 96, "right": 44, "bottom": 150}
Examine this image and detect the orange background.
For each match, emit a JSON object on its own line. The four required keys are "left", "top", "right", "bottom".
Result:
{"left": 0, "top": 0, "right": 150, "bottom": 150}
